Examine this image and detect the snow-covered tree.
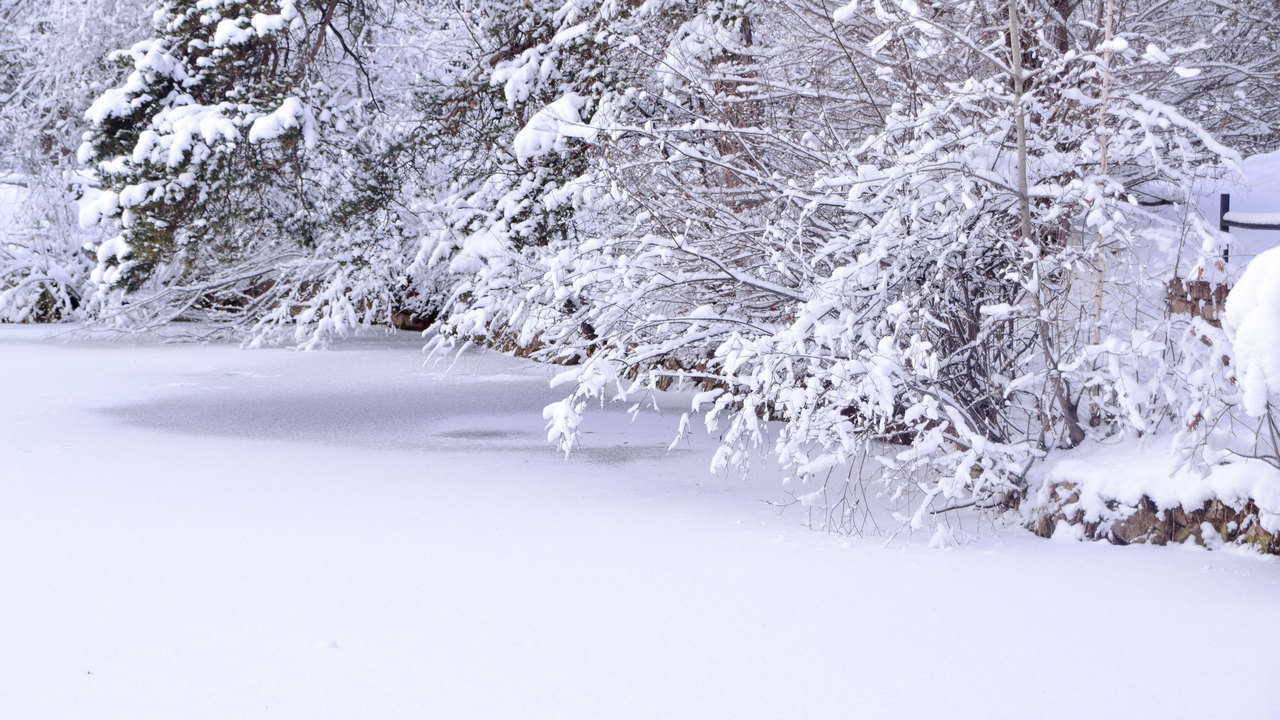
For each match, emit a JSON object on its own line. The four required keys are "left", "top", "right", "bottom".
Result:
{"left": 1129, "top": 0, "right": 1280, "bottom": 156}
{"left": 419, "top": 0, "right": 646, "bottom": 353}
{"left": 0, "top": 0, "right": 147, "bottom": 322}
{"left": 78, "top": 0, "right": 434, "bottom": 344}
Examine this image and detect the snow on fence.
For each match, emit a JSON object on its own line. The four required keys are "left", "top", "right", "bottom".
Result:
{"left": 1219, "top": 192, "right": 1280, "bottom": 234}
{"left": 1167, "top": 194, "right": 1280, "bottom": 327}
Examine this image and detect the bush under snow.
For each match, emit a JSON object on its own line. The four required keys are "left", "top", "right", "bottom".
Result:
{"left": 1223, "top": 246, "right": 1280, "bottom": 418}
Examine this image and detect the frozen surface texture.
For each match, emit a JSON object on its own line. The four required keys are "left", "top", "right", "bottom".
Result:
{"left": 1, "top": 326, "right": 1277, "bottom": 719}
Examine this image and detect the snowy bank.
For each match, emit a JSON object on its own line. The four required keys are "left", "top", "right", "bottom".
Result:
{"left": 1032, "top": 151, "right": 1280, "bottom": 554}
{"left": 1031, "top": 438, "right": 1280, "bottom": 552}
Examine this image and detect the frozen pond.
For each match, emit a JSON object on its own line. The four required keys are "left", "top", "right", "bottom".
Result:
{"left": 2, "top": 326, "right": 1277, "bottom": 719}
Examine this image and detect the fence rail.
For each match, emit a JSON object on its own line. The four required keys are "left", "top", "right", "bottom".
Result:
{"left": 1220, "top": 193, "right": 1280, "bottom": 233}
{"left": 1216, "top": 193, "right": 1280, "bottom": 265}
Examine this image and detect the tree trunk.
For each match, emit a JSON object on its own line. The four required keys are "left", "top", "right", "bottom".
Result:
{"left": 1008, "top": 0, "right": 1087, "bottom": 448}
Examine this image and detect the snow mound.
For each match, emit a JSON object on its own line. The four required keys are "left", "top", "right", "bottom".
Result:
{"left": 1223, "top": 246, "right": 1280, "bottom": 416}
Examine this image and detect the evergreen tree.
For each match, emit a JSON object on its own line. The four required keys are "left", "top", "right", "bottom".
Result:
{"left": 79, "top": 0, "right": 426, "bottom": 343}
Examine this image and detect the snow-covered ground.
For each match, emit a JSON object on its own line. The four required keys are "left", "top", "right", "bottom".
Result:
{"left": 2, "top": 326, "right": 1277, "bottom": 719}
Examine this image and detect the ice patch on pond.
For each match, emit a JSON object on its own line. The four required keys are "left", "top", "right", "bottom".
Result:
{"left": 100, "top": 387, "right": 561, "bottom": 452}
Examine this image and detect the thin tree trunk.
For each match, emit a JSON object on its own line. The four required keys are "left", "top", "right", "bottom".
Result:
{"left": 1089, "top": 0, "right": 1114, "bottom": 426}
{"left": 1008, "top": 0, "right": 1086, "bottom": 448}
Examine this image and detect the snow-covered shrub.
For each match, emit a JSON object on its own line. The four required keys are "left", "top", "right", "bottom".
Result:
{"left": 1223, "top": 247, "right": 1280, "bottom": 423}
{"left": 422, "top": 0, "right": 1244, "bottom": 535}
{"left": 0, "top": 0, "right": 148, "bottom": 323}
{"left": 0, "top": 178, "right": 92, "bottom": 323}
{"left": 1170, "top": 242, "right": 1280, "bottom": 477}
